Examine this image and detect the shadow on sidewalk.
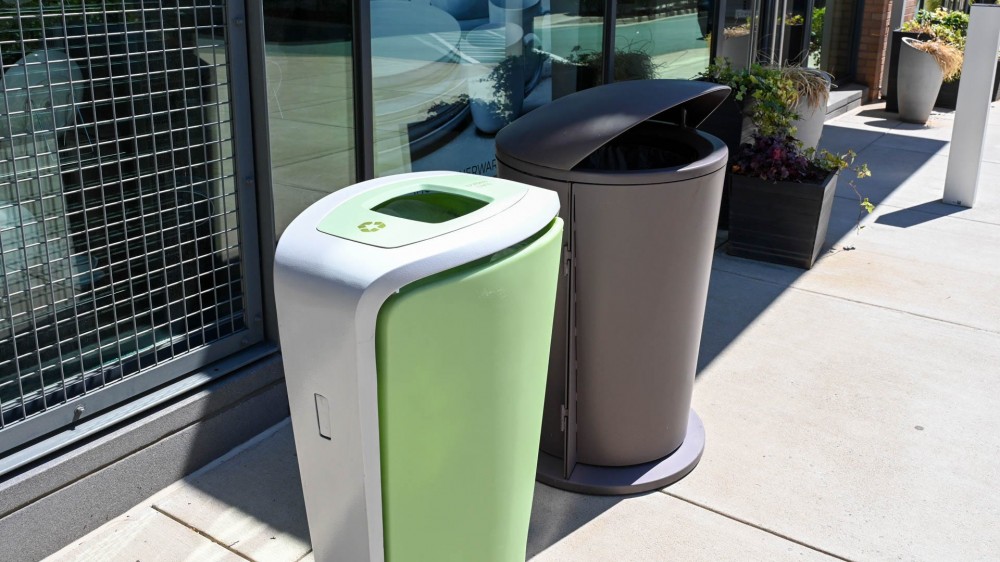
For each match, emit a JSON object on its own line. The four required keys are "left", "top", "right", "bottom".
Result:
{"left": 694, "top": 122, "right": 945, "bottom": 375}
{"left": 527, "top": 484, "right": 631, "bottom": 557}
{"left": 876, "top": 200, "right": 967, "bottom": 228}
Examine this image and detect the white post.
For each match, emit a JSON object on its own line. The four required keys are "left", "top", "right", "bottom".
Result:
{"left": 943, "top": 4, "right": 1000, "bottom": 208}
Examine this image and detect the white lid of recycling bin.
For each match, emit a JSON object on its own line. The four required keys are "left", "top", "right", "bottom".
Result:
{"left": 315, "top": 173, "right": 529, "bottom": 249}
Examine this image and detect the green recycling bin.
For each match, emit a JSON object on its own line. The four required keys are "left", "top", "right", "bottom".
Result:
{"left": 274, "top": 171, "right": 562, "bottom": 561}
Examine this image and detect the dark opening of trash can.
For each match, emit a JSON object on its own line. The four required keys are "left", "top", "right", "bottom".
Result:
{"left": 574, "top": 122, "right": 711, "bottom": 172}
{"left": 372, "top": 190, "right": 489, "bottom": 223}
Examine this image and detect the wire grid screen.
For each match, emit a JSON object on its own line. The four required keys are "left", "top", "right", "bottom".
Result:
{"left": 0, "top": 1, "right": 246, "bottom": 430}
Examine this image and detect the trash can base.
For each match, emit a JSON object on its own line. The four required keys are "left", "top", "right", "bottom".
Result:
{"left": 536, "top": 410, "right": 705, "bottom": 496}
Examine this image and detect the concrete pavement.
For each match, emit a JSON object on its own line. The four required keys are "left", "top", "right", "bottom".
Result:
{"left": 46, "top": 103, "right": 1000, "bottom": 562}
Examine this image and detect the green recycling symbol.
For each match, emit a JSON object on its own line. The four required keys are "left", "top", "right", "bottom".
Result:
{"left": 357, "top": 221, "right": 386, "bottom": 233}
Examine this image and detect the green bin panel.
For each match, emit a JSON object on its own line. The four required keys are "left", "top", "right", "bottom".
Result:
{"left": 375, "top": 218, "right": 563, "bottom": 561}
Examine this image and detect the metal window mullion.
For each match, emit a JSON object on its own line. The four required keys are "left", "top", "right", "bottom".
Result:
{"left": 710, "top": 0, "right": 727, "bottom": 63}
{"left": 225, "top": 0, "right": 263, "bottom": 345}
{"left": 603, "top": 0, "right": 617, "bottom": 84}
{"left": 353, "top": 0, "right": 374, "bottom": 181}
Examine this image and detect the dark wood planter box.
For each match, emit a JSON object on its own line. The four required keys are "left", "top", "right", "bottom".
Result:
{"left": 696, "top": 90, "right": 754, "bottom": 229}
{"left": 886, "top": 30, "right": 1000, "bottom": 112}
{"left": 727, "top": 171, "right": 838, "bottom": 269}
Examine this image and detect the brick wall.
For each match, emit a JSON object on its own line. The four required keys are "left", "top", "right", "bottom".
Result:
{"left": 856, "top": 0, "right": 894, "bottom": 101}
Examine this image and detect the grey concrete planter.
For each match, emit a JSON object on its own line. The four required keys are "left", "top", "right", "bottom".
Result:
{"left": 897, "top": 37, "right": 944, "bottom": 124}
{"left": 790, "top": 71, "right": 832, "bottom": 150}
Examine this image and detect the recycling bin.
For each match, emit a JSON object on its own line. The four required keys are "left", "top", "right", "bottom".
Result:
{"left": 274, "top": 171, "right": 562, "bottom": 561}
{"left": 495, "top": 79, "right": 730, "bottom": 495}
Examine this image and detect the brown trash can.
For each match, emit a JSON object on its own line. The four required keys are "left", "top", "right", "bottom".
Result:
{"left": 495, "top": 79, "right": 729, "bottom": 495}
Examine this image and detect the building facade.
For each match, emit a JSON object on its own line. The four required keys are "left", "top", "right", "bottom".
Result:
{"left": 0, "top": 0, "right": 910, "bottom": 558}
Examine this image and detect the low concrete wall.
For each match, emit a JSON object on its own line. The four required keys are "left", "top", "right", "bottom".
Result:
{"left": 0, "top": 354, "right": 288, "bottom": 562}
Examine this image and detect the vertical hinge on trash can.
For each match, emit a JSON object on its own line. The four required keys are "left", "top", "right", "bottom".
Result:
{"left": 563, "top": 189, "right": 579, "bottom": 479}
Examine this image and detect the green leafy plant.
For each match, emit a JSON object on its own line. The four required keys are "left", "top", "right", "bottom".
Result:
{"left": 814, "top": 147, "right": 875, "bottom": 229}
{"left": 913, "top": 7, "right": 969, "bottom": 35}
{"left": 486, "top": 55, "right": 523, "bottom": 121}
{"left": 810, "top": 7, "right": 825, "bottom": 54}
{"left": 699, "top": 60, "right": 799, "bottom": 136}
{"left": 901, "top": 8, "right": 969, "bottom": 55}
{"left": 784, "top": 14, "right": 805, "bottom": 26}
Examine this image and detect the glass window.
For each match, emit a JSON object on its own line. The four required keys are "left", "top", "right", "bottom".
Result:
{"left": 369, "top": 0, "right": 605, "bottom": 178}
{"left": 814, "top": 0, "right": 859, "bottom": 79}
{"left": 263, "top": 0, "right": 355, "bottom": 237}
{"left": 613, "top": 0, "right": 711, "bottom": 81}
{"left": 716, "top": 0, "right": 756, "bottom": 70}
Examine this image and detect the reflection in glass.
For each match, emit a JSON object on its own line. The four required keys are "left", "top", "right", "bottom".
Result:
{"left": 369, "top": 0, "right": 604, "bottom": 178}
{"left": 613, "top": 0, "right": 711, "bottom": 81}
{"left": 776, "top": 1, "right": 809, "bottom": 66}
{"left": 715, "top": 0, "right": 756, "bottom": 70}
{"left": 263, "top": 0, "right": 355, "bottom": 237}
{"left": 815, "top": 0, "right": 859, "bottom": 79}
{"left": 807, "top": 0, "right": 825, "bottom": 68}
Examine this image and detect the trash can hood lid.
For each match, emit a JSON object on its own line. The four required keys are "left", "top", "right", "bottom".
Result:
{"left": 495, "top": 79, "right": 730, "bottom": 172}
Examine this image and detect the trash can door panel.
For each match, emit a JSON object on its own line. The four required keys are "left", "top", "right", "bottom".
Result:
{"left": 374, "top": 219, "right": 562, "bottom": 561}
{"left": 572, "top": 176, "right": 722, "bottom": 467}
{"left": 495, "top": 163, "right": 573, "bottom": 461}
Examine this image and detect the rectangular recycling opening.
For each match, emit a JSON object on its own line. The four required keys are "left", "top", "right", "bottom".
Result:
{"left": 372, "top": 189, "right": 489, "bottom": 224}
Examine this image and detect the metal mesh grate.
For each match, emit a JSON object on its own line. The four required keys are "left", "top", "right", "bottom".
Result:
{"left": 0, "top": 1, "right": 246, "bottom": 431}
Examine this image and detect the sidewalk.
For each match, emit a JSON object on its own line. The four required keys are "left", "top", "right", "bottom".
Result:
{"left": 47, "top": 102, "right": 1000, "bottom": 561}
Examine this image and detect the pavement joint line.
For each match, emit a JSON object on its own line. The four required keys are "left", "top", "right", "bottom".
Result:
{"left": 709, "top": 264, "right": 1000, "bottom": 337}
{"left": 660, "top": 492, "right": 856, "bottom": 562}
{"left": 150, "top": 504, "right": 255, "bottom": 562}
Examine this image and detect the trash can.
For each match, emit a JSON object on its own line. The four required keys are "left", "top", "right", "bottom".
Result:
{"left": 495, "top": 79, "right": 730, "bottom": 495}
{"left": 274, "top": 171, "right": 562, "bottom": 561}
